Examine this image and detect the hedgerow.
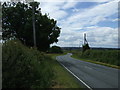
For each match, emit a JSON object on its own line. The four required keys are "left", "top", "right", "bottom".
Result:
{"left": 72, "top": 49, "right": 119, "bottom": 66}
{"left": 2, "top": 40, "right": 54, "bottom": 88}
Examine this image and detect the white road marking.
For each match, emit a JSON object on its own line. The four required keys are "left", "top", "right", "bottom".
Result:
{"left": 56, "top": 56, "right": 93, "bottom": 90}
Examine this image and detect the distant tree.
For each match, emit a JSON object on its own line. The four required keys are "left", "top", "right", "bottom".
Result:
{"left": 49, "top": 46, "right": 63, "bottom": 53}
{"left": 2, "top": 2, "right": 61, "bottom": 51}
{"left": 82, "top": 43, "right": 90, "bottom": 52}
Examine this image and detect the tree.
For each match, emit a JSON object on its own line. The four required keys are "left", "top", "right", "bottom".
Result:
{"left": 2, "top": 2, "right": 61, "bottom": 51}
{"left": 82, "top": 33, "right": 90, "bottom": 52}
{"left": 82, "top": 43, "right": 90, "bottom": 52}
{"left": 49, "top": 46, "right": 63, "bottom": 53}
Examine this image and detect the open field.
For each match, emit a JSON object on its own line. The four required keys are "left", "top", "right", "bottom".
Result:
{"left": 70, "top": 49, "right": 120, "bottom": 69}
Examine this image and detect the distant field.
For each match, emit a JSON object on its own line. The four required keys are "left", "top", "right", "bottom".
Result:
{"left": 71, "top": 49, "right": 120, "bottom": 68}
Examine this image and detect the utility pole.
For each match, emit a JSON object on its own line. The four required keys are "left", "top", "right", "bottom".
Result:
{"left": 32, "top": 2, "right": 36, "bottom": 47}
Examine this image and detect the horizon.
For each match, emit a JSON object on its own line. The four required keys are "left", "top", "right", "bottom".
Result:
{"left": 57, "top": 46, "right": 120, "bottom": 49}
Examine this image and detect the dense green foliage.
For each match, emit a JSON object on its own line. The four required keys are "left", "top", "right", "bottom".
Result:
{"left": 2, "top": 40, "right": 54, "bottom": 88}
{"left": 72, "top": 49, "right": 120, "bottom": 66}
{"left": 82, "top": 43, "right": 90, "bottom": 52}
{"left": 49, "top": 46, "right": 63, "bottom": 53}
{"left": 2, "top": 2, "right": 60, "bottom": 51}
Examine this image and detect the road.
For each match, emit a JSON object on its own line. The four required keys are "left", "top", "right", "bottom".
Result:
{"left": 56, "top": 53, "right": 119, "bottom": 89}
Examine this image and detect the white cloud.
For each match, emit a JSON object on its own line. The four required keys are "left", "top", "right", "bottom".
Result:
{"left": 1, "top": 0, "right": 119, "bottom": 3}
{"left": 84, "top": 27, "right": 118, "bottom": 48}
{"left": 90, "top": 16, "right": 106, "bottom": 25}
{"left": 50, "top": 10, "right": 68, "bottom": 20}
{"left": 62, "top": 1, "right": 77, "bottom": 9}
{"left": 36, "top": 0, "right": 119, "bottom": 2}
{"left": 64, "top": 0, "right": 118, "bottom": 26}
{"left": 110, "top": 18, "right": 120, "bottom": 22}
{"left": 51, "top": 0, "right": 118, "bottom": 48}
{"left": 54, "top": 26, "right": 118, "bottom": 48}
{"left": 2, "top": 0, "right": 118, "bottom": 48}
{"left": 40, "top": 2, "right": 68, "bottom": 20}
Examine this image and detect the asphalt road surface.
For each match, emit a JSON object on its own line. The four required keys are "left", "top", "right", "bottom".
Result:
{"left": 56, "top": 53, "right": 119, "bottom": 89}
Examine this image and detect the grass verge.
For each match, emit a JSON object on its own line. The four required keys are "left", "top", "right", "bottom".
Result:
{"left": 47, "top": 53, "right": 82, "bottom": 88}
{"left": 72, "top": 55, "right": 120, "bottom": 69}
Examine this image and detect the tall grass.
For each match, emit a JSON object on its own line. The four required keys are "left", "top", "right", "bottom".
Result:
{"left": 2, "top": 40, "right": 54, "bottom": 88}
{"left": 72, "top": 49, "right": 120, "bottom": 66}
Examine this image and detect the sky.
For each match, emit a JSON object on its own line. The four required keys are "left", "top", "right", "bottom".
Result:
{"left": 1, "top": 0, "right": 119, "bottom": 48}
{"left": 36, "top": 0, "right": 119, "bottom": 48}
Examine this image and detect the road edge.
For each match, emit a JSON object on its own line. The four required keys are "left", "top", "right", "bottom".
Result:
{"left": 56, "top": 56, "right": 93, "bottom": 90}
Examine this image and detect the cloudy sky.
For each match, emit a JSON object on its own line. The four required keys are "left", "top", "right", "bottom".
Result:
{"left": 1, "top": 0, "right": 119, "bottom": 48}
{"left": 34, "top": 0, "right": 118, "bottom": 48}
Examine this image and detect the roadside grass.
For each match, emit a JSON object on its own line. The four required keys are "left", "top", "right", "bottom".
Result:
{"left": 72, "top": 55, "right": 120, "bottom": 69}
{"left": 71, "top": 50, "right": 120, "bottom": 69}
{"left": 47, "top": 53, "right": 82, "bottom": 88}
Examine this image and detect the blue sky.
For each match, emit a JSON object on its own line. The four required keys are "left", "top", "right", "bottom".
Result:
{"left": 37, "top": 0, "right": 118, "bottom": 48}
{"left": 2, "top": 0, "right": 119, "bottom": 48}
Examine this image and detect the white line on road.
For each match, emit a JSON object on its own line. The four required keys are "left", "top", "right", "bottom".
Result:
{"left": 56, "top": 56, "right": 93, "bottom": 90}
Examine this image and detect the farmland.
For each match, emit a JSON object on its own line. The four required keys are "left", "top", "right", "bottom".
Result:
{"left": 70, "top": 49, "right": 120, "bottom": 68}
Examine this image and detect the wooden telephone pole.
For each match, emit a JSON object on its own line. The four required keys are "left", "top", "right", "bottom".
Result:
{"left": 32, "top": 2, "right": 36, "bottom": 47}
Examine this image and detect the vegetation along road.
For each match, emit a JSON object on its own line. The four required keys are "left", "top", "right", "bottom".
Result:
{"left": 56, "top": 53, "right": 118, "bottom": 89}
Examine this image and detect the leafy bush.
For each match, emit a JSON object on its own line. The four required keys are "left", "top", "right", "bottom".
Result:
{"left": 2, "top": 40, "right": 54, "bottom": 88}
{"left": 49, "top": 46, "right": 63, "bottom": 53}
